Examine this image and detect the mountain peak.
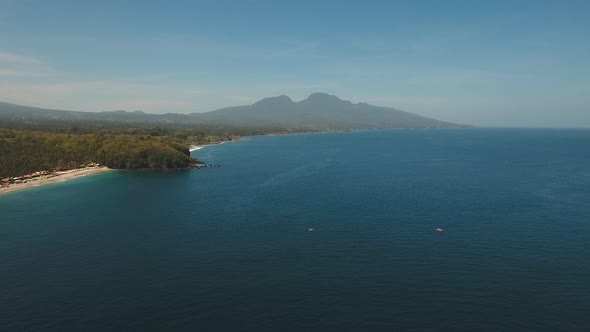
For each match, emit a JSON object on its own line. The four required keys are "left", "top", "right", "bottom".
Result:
{"left": 253, "top": 95, "right": 293, "bottom": 106}
{"left": 304, "top": 92, "right": 343, "bottom": 103}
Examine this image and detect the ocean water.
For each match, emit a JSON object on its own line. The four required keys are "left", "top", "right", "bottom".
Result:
{"left": 1, "top": 128, "right": 590, "bottom": 331}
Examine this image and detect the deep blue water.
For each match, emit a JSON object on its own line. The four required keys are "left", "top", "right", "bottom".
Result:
{"left": 1, "top": 128, "right": 590, "bottom": 331}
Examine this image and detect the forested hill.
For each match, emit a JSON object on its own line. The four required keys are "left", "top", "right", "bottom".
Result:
{"left": 0, "top": 122, "right": 301, "bottom": 178}
{"left": 0, "top": 93, "right": 467, "bottom": 129}
{"left": 0, "top": 128, "right": 199, "bottom": 178}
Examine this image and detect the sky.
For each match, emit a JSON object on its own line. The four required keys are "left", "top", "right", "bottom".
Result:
{"left": 0, "top": 0, "right": 589, "bottom": 127}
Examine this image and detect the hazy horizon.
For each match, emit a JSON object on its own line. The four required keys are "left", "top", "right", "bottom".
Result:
{"left": 1, "top": 1, "right": 589, "bottom": 127}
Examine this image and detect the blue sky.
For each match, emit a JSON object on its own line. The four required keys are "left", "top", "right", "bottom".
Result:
{"left": 0, "top": 0, "right": 589, "bottom": 126}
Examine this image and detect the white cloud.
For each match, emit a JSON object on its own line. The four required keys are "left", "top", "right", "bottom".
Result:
{"left": 0, "top": 67, "right": 56, "bottom": 77}
{"left": 0, "top": 51, "right": 42, "bottom": 64}
{"left": 0, "top": 50, "right": 57, "bottom": 78}
{"left": 0, "top": 69, "right": 32, "bottom": 76}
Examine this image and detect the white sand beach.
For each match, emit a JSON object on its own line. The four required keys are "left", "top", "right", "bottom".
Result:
{"left": 0, "top": 167, "right": 112, "bottom": 196}
{"left": 189, "top": 141, "right": 230, "bottom": 152}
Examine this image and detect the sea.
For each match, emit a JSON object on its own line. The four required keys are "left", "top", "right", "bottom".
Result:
{"left": 1, "top": 128, "right": 590, "bottom": 331}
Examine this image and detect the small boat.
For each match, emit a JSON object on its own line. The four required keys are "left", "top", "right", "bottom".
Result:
{"left": 436, "top": 227, "right": 444, "bottom": 232}
{"left": 308, "top": 228, "right": 314, "bottom": 232}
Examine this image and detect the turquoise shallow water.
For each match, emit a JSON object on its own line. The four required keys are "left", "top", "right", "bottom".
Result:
{"left": 1, "top": 128, "right": 590, "bottom": 331}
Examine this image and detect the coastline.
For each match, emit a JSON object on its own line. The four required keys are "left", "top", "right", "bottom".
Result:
{"left": 189, "top": 139, "right": 243, "bottom": 152}
{"left": 189, "top": 144, "right": 217, "bottom": 152}
{"left": 0, "top": 140, "right": 234, "bottom": 197}
{"left": 187, "top": 127, "right": 469, "bottom": 153}
{"left": 0, "top": 167, "right": 112, "bottom": 196}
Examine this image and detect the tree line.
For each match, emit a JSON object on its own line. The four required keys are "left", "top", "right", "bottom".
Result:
{"left": 0, "top": 128, "right": 214, "bottom": 178}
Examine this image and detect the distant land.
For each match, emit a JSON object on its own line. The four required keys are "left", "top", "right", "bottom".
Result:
{"left": 0, "top": 93, "right": 467, "bottom": 130}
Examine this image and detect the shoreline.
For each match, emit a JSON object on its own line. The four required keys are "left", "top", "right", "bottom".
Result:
{"left": 187, "top": 127, "right": 471, "bottom": 153}
{"left": 189, "top": 143, "right": 220, "bottom": 152}
{"left": 189, "top": 139, "right": 244, "bottom": 152}
{"left": 0, "top": 167, "right": 112, "bottom": 196}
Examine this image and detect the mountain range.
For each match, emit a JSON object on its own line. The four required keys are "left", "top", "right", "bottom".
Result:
{"left": 0, "top": 93, "right": 466, "bottom": 129}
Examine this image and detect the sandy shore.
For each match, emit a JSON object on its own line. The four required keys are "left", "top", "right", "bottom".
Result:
{"left": 189, "top": 141, "right": 229, "bottom": 152}
{"left": 189, "top": 138, "right": 245, "bottom": 152}
{"left": 0, "top": 167, "right": 112, "bottom": 196}
{"left": 188, "top": 145, "right": 208, "bottom": 152}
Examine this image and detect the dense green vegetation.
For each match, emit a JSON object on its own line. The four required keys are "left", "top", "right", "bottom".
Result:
{"left": 0, "top": 128, "right": 234, "bottom": 179}
{"left": 0, "top": 129, "right": 187, "bottom": 178}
